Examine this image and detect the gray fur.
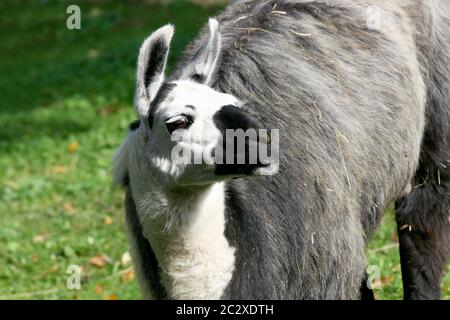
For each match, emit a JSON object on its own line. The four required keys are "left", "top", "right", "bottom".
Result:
{"left": 119, "top": 0, "right": 450, "bottom": 299}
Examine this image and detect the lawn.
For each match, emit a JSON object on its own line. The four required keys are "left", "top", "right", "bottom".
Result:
{"left": 0, "top": 0, "right": 448, "bottom": 300}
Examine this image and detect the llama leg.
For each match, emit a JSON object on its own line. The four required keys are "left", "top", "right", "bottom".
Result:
{"left": 395, "top": 181, "right": 450, "bottom": 300}
{"left": 401, "top": 0, "right": 450, "bottom": 300}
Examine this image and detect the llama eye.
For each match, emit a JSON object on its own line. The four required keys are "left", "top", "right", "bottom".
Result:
{"left": 165, "top": 116, "right": 192, "bottom": 134}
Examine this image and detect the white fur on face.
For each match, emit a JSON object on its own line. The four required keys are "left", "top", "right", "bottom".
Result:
{"left": 154, "top": 80, "right": 238, "bottom": 137}
{"left": 112, "top": 80, "right": 240, "bottom": 188}
{"left": 144, "top": 80, "right": 239, "bottom": 185}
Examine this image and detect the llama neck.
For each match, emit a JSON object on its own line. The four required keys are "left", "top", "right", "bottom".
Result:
{"left": 138, "top": 182, "right": 235, "bottom": 299}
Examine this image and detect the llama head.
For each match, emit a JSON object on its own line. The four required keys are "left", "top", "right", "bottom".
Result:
{"left": 115, "top": 19, "right": 278, "bottom": 188}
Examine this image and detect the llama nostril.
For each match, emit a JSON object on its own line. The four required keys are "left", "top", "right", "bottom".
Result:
{"left": 213, "top": 104, "right": 264, "bottom": 132}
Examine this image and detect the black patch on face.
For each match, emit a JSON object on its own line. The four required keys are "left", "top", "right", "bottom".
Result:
{"left": 185, "top": 105, "right": 196, "bottom": 110}
{"left": 147, "top": 82, "right": 177, "bottom": 129}
{"left": 215, "top": 158, "right": 262, "bottom": 176}
{"left": 213, "top": 105, "right": 268, "bottom": 176}
{"left": 144, "top": 38, "right": 168, "bottom": 89}
{"left": 213, "top": 105, "right": 264, "bottom": 131}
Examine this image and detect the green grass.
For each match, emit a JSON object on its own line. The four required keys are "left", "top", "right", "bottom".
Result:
{"left": 0, "top": 0, "right": 448, "bottom": 300}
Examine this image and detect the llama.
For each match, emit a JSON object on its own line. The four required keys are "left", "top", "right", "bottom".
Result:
{"left": 113, "top": 0, "right": 450, "bottom": 299}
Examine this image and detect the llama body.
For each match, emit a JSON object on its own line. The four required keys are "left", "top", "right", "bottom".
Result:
{"left": 114, "top": 0, "right": 450, "bottom": 299}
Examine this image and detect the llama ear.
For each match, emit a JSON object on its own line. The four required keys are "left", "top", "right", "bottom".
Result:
{"left": 136, "top": 24, "right": 174, "bottom": 116}
{"left": 182, "top": 18, "right": 221, "bottom": 86}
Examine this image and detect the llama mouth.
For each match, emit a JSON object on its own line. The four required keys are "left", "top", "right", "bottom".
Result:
{"left": 252, "top": 159, "right": 279, "bottom": 176}
{"left": 214, "top": 156, "right": 278, "bottom": 177}
{"left": 213, "top": 129, "right": 277, "bottom": 177}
